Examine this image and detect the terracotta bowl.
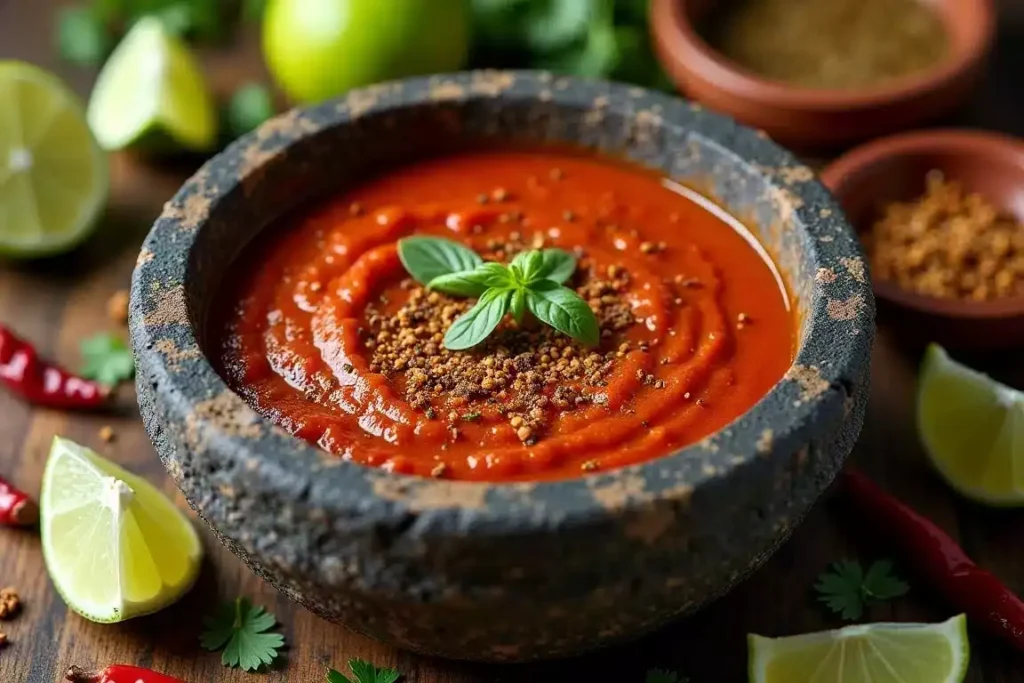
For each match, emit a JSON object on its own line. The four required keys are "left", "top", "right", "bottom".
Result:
{"left": 129, "top": 71, "right": 874, "bottom": 661}
{"left": 821, "top": 129, "right": 1024, "bottom": 349}
{"left": 650, "top": 0, "right": 996, "bottom": 149}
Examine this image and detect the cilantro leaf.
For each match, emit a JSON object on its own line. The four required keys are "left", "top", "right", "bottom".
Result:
{"left": 815, "top": 559, "right": 909, "bottom": 621}
{"left": 647, "top": 669, "right": 686, "bottom": 683}
{"left": 56, "top": 6, "right": 113, "bottom": 67}
{"left": 79, "top": 333, "right": 135, "bottom": 385}
{"left": 200, "top": 597, "right": 285, "bottom": 671}
{"left": 328, "top": 659, "right": 401, "bottom": 683}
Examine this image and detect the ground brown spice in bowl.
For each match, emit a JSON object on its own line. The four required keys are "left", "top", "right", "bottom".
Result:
{"left": 864, "top": 172, "right": 1024, "bottom": 301}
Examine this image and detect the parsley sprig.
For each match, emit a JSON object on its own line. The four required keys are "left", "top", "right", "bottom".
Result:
{"left": 647, "top": 668, "right": 687, "bottom": 683}
{"left": 815, "top": 559, "right": 910, "bottom": 620}
{"left": 79, "top": 333, "right": 135, "bottom": 385}
{"left": 328, "top": 659, "right": 401, "bottom": 683}
{"left": 397, "top": 236, "right": 599, "bottom": 350}
{"left": 200, "top": 597, "right": 285, "bottom": 671}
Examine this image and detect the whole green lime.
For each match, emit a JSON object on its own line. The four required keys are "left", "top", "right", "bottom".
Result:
{"left": 263, "top": 0, "right": 471, "bottom": 104}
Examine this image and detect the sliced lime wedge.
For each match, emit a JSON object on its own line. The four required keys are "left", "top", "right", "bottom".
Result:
{"left": 0, "top": 61, "right": 108, "bottom": 257}
{"left": 41, "top": 437, "right": 203, "bottom": 623}
{"left": 918, "top": 343, "right": 1024, "bottom": 505}
{"left": 87, "top": 16, "right": 217, "bottom": 152}
{"left": 749, "top": 615, "right": 969, "bottom": 683}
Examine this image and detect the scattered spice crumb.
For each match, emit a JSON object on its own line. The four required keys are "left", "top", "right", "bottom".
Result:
{"left": 549, "top": 168, "right": 564, "bottom": 180}
{"left": 491, "top": 188, "right": 509, "bottom": 202}
{"left": 563, "top": 210, "right": 576, "bottom": 222}
{"left": 98, "top": 425, "right": 115, "bottom": 443}
{"left": 581, "top": 460, "right": 598, "bottom": 472}
{"left": 430, "top": 463, "right": 448, "bottom": 478}
{"left": 348, "top": 202, "right": 364, "bottom": 217}
{"left": 0, "top": 587, "right": 20, "bottom": 620}
{"left": 106, "top": 290, "right": 129, "bottom": 325}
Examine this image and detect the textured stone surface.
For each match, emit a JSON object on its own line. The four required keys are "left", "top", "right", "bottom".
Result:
{"left": 129, "top": 71, "right": 875, "bottom": 662}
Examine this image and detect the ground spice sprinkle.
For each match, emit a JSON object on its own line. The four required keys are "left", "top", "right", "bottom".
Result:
{"left": 364, "top": 242, "right": 642, "bottom": 445}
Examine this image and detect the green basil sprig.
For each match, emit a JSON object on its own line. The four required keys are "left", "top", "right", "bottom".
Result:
{"left": 396, "top": 236, "right": 599, "bottom": 350}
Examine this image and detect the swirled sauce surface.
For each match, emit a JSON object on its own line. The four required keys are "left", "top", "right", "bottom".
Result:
{"left": 212, "top": 151, "right": 795, "bottom": 481}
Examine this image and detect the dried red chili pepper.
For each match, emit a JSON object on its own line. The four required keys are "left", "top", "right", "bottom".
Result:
{"left": 0, "top": 474, "right": 37, "bottom": 527}
{"left": 841, "top": 470, "right": 1024, "bottom": 650}
{"left": 66, "top": 665, "right": 187, "bottom": 683}
{"left": 0, "top": 325, "right": 108, "bottom": 410}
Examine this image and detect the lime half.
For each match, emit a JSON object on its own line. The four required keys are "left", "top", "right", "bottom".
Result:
{"left": 87, "top": 16, "right": 217, "bottom": 152}
{"left": 918, "top": 343, "right": 1024, "bottom": 505}
{"left": 0, "top": 62, "right": 108, "bottom": 257}
{"left": 41, "top": 437, "right": 202, "bottom": 623}
{"left": 749, "top": 615, "right": 969, "bottom": 683}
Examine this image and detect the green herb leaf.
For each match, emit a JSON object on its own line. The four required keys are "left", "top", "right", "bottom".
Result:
{"left": 524, "top": 0, "right": 600, "bottom": 53}
{"left": 242, "top": 0, "right": 269, "bottom": 22}
{"left": 537, "top": 248, "right": 576, "bottom": 284}
{"left": 227, "top": 82, "right": 275, "bottom": 138}
{"left": 444, "top": 288, "right": 513, "bottom": 350}
{"left": 398, "top": 236, "right": 483, "bottom": 285}
{"left": 56, "top": 6, "right": 113, "bottom": 67}
{"left": 200, "top": 597, "right": 285, "bottom": 671}
{"left": 862, "top": 559, "right": 911, "bottom": 601}
{"left": 428, "top": 262, "right": 512, "bottom": 297}
{"left": 328, "top": 658, "right": 401, "bottom": 683}
{"left": 647, "top": 669, "right": 686, "bottom": 683}
{"left": 815, "top": 559, "right": 909, "bottom": 621}
{"left": 151, "top": 0, "right": 222, "bottom": 41}
{"left": 525, "top": 280, "right": 599, "bottom": 346}
{"left": 79, "top": 333, "right": 135, "bottom": 385}
{"left": 510, "top": 249, "right": 545, "bottom": 283}
{"left": 510, "top": 287, "right": 527, "bottom": 323}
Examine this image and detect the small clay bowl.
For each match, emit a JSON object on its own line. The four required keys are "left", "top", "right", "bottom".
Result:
{"left": 650, "top": 0, "right": 996, "bottom": 149}
{"left": 821, "top": 129, "right": 1024, "bottom": 349}
{"left": 130, "top": 72, "right": 873, "bottom": 661}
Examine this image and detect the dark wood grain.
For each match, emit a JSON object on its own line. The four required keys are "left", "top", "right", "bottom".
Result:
{"left": 2, "top": 1, "right": 1023, "bottom": 681}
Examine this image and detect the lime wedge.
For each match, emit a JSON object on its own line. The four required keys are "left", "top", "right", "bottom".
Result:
{"left": 0, "top": 61, "right": 108, "bottom": 257}
{"left": 41, "top": 437, "right": 202, "bottom": 623}
{"left": 749, "top": 615, "right": 969, "bottom": 683}
{"left": 918, "top": 343, "right": 1024, "bottom": 505}
{"left": 87, "top": 16, "right": 217, "bottom": 152}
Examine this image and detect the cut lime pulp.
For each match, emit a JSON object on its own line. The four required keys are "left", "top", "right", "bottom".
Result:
{"left": 918, "top": 343, "right": 1024, "bottom": 505}
{"left": 87, "top": 16, "right": 217, "bottom": 153}
{"left": 749, "top": 615, "right": 969, "bottom": 683}
{"left": 41, "top": 437, "right": 202, "bottom": 622}
{"left": 0, "top": 61, "right": 108, "bottom": 257}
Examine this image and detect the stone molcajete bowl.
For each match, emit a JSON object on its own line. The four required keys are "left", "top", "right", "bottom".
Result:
{"left": 129, "top": 71, "right": 874, "bottom": 662}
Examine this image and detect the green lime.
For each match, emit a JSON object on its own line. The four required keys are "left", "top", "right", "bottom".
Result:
{"left": 749, "top": 615, "right": 969, "bottom": 683}
{"left": 41, "top": 437, "right": 203, "bottom": 623}
{"left": 0, "top": 61, "right": 108, "bottom": 257}
{"left": 87, "top": 16, "right": 217, "bottom": 152}
{"left": 262, "top": 0, "right": 471, "bottom": 104}
{"left": 918, "top": 343, "right": 1024, "bottom": 505}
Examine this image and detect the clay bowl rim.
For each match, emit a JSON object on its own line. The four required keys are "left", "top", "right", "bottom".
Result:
{"left": 820, "top": 128, "right": 1024, "bottom": 321}
{"left": 649, "top": 0, "right": 996, "bottom": 113}
{"left": 130, "top": 70, "right": 874, "bottom": 530}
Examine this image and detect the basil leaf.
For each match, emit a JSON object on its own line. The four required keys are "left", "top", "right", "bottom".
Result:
{"left": 510, "top": 250, "right": 545, "bottom": 283}
{"left": 444, "top": 288, "right": 513, "bottom": 350}
{"left": 428, "top": 262, "right": 514, "bottom": 297}
{"left": 524, "top": 0, "right": 599, "bottom": 54}
{"left": 398, "top": 237, "right": 483, "bottom": 285}
{"left": 510, "top": 288, "right": 527, "bottom": 323}
{"left": 537, "top": 248, "right": 576, "bottom": 284}
{"left": 525, "top": 281, "right": 599, "bottom": 346}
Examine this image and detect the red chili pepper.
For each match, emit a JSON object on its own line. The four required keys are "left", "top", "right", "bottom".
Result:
{"left": 0, "top": 325, "right": 108, "bottom": 410}
{"left": 0, "top": 474, "right": 37, "bottom": 527}
{"left": 66, "top": 665, "right": 187, "bottom": 683}
{"left": 841, "top": 470, "right": 1024, "bottom": 650}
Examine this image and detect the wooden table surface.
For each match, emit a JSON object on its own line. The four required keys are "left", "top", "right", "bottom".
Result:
{"left": 2, "top": 1, "right": 1024, "bottom": 681}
